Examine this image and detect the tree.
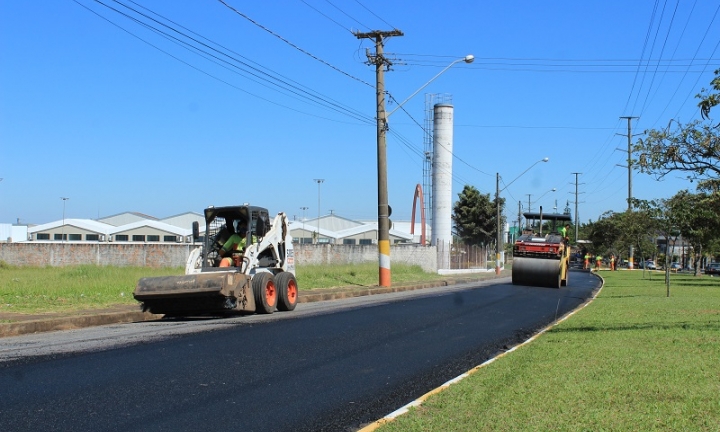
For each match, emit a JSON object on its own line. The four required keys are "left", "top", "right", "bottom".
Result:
{"left": 633, "top": 198, "right": 682, "bottom": 296}
{"left": 452, "top": 185, "right": 504, "bottom": 246}
{"left": 585, "top": 211, "right": 622, "bottom": 256}
{"left": 616, "top": 208, "right": 658, "bottom": 268}
{"left": 666, "top": 190, "right": 720, "bottom": 275}
{"left": 633, "top": 69, "right": 720, "bottom": 191}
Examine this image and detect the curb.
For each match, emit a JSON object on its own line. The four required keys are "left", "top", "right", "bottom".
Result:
{"left": 1, "top": 273, "right": 508, "bottom": 338}
{"left": 0, "top": 310, "right": 163, "bottom": 338}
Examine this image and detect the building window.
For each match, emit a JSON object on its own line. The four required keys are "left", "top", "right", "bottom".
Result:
{"left": 343, "top": 239, "right": 356, "bottom": 245}
{"left": 163, "top": 235, "right": 177, "bottom": 242}
{"left": 147, "top": 235, "right": 160, "bottom": 242}
{"left": 68, "top": 234, "right": 82, "bottom": 241}
{"left": 115, "top": 235, "right": 129, "bottom": 242}
{"left": 54, "top": 234, "right": 66, "bottom": 241}
{"left": 359, "top": 239, "right": 372, "bottom": 245}
{"left": 37, "top": 233, "right": 50, "bottom": 240}
{"left": 132, "top": 235, "right": 145, "bottom": 242}
{"left": 86, "top": 234, "right": 99, "bottom": 241}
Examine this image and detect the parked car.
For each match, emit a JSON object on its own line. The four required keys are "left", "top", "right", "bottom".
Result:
{"left": 669, "top": 262, "right": 682, "bottom": 271}
{"left": 704, "top": 263, "right": 720, "bottom": 276}
{"left": 644, "top": 260, "right": 657, "bottom": 270}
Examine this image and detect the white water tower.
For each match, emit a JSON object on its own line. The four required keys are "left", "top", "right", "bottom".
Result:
{"left": 431, "top": 103, "right": 453, "bottom": 268}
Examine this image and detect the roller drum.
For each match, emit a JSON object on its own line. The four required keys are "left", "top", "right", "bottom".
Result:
{"left": 512, "top": 257, "right": 561, "bottom": 288}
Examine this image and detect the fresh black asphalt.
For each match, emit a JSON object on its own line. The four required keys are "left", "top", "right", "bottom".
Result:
{"left": 0, "top": 270, "right": 600, "bottom": 432}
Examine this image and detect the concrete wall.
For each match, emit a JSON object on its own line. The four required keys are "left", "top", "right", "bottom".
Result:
{"left": 0, "top": 243, "right": 438, "bottom": 273}
{"left": 294, "top": 244, "right": 437, "bottom": 273}
{"left": 0, "top": 242, "right": 195, "bottom": 268}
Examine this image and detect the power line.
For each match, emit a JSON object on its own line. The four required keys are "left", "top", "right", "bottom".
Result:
{"left": 216, "top": 0, "right": 373, "bottom": 88}
{"left": 78, "top": 0, "right": 375, "bottom": 124}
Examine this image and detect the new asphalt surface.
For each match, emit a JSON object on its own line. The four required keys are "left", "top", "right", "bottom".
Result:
{"left": 0, "top": 271, "right": 512, "bottom": 338}
{"left": 0, "top": 269, "right": 602, "bottom": 431}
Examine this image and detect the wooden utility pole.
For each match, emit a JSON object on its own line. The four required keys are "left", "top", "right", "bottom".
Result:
{"left": 354, "top": 29, "right": 403, "bottom": 287}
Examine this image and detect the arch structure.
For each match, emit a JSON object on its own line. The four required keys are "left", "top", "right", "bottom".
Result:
{"left": 410, "top": 184, "right": 427, "bottom": 245}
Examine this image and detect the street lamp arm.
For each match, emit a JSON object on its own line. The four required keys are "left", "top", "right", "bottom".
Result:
{"left": 387, "top": 55, "right": 474, "bottom": 118}
{"left": 534, "top": 187, "right": 557, "bottom": 206}
{"left": 500, "top": 157, "right": 549, "bottom": 192}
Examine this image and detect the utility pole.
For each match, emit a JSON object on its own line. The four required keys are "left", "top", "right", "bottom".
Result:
{"left": 571, "top": 172, "right": 583, "bottom": 242}
{"left": 355, "top": 29, "right": 403, "bottom": 287}
{"left": 517, "top": 200, "right": 522, "bottom": 237}
{"left": 496, "top": 173, "right": 501, "bottom": 275}
{"left": 525, "top": 194, "right": 532, "bottom": 228}
{"left": 619, "top": 116, "right": 639, "bottom": 269}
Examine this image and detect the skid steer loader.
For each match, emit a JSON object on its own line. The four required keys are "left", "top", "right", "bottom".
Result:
{"left": 133, "top": 205, "right": 297, "bottom": 316}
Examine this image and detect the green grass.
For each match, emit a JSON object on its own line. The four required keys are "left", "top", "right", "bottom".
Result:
{"left": 296, "top": 262, "right": 446, "bottom": 289}
{"left": 0, "top": 264, "right": 183, "bottom": 314}
{"left": 377, "top": 270, "right": 720, "bottom": 431}
{"left": 0, "top": 262, "right": 445, "bottom": 314}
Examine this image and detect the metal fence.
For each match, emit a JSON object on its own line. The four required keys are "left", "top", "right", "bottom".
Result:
{"left": 436, "top": 241, "right": 492, "bottom": 270}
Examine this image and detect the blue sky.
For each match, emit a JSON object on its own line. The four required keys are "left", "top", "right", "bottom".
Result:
{"left": 1, "top": 1, "right": 718, "bottom": 227}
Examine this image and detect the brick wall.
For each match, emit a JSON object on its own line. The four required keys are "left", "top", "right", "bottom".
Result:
{"left": 0, "top": 243, "right": 438, "bottom": 272}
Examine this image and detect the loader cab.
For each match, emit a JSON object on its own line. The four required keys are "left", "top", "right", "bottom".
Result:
{"left": 201, "top": 205, "right": 270, "bottom": 271}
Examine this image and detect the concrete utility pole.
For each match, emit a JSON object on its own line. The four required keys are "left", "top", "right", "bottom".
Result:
{"left": 571, "top": 172, "right": 583, "bottom": 242}
{"left": 355, "top": 29, "right": 403, "bottom": 287}
{"left": 517, "top": 200, "right": 522, "bottom": 237}
{"left": 619, "top": 116, "right": 639, "bottom": 268}
{"left": 525, "top": 194, "right": 532, "bottom": 213}
{"left": 496, "top": 173, "right": 501, "bottom": 275}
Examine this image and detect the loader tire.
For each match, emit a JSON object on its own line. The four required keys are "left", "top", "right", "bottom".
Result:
{"left": 275, "top": 272, "right": 298, "bottom": 312}
{"left": 253, "top": 272, "right": 277, "bottom": 314}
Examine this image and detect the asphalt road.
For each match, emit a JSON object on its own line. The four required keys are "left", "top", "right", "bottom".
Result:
{"left": 0, "top": 270, "right": 600, "bottom": 432}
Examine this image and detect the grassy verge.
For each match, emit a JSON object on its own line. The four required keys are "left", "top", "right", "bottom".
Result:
{"left": 296, "top": 262, "right": 446, "bottom": 289}
{"left": 377, "top": 270, "right": 720, "bottom": 431}
{"left": 0, "top": 262, "right": 446, "bottom": 314}
{"left": 0, "top": 264, "right": 184, "bottom": 314}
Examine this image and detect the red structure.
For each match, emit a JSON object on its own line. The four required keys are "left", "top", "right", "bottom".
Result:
{"left": 410, "top": 184, "right": 427, "bottom": 245}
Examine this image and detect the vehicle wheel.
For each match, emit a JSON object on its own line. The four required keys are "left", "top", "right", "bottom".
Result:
{"left": 252, "top": 272, "right": 277, "bottom": 314}
{"left": 275, "top": 272, "right": 298, "bottom": 311}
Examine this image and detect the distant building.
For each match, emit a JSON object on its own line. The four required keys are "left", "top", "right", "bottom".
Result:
{"left": 18, "top": 211, "right": 428, "bottom": 245}
{"left": 0, "top": 223, "right": 28, "bottom": 243}
{"left": 25, "top": 212, "right": 204, "bottom": 244}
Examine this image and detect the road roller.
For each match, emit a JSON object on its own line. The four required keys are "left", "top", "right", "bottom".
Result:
{"left": 512, "top": 211, "right": 572, "bottom": 288}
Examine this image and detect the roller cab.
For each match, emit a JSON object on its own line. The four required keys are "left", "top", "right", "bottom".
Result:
{"left": 511, "top": 211, "right": 571, "bottom": 289}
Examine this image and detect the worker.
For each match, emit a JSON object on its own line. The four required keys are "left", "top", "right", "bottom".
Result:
{"left": 560, "top": 223, "right": 571, "bottom": 244}
{"left": 610, "top": 254, "right": 616, "bottom": 271}
{"left": 584, "top": 252, "right": 590, "bottom": 270}
{"left": 218, "top": 220, "right": 253, "bottom": 267}
{"left": 595, "top": 255, "right": 603, "bottom": 271}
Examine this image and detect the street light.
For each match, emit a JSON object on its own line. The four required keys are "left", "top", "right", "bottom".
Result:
{"left": 534, "top": 187, "right": 557, "bottom": 210}
{"left": 313, "top": 179, "right": 324, "bottom": 244}
{"left": 387, "top": 55, "right": 475, "bottom": 118}
{"left": 61, "top": 197, "right": 69, "bottom": 243}
{"left": 496, "top": 157, "right": 549, "bottom": 275}
{"left": 375, "top": 54, "right": 474, "bottom": 287}
{"left": 300, "top": 206, "right": 308, "bottom": 244}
